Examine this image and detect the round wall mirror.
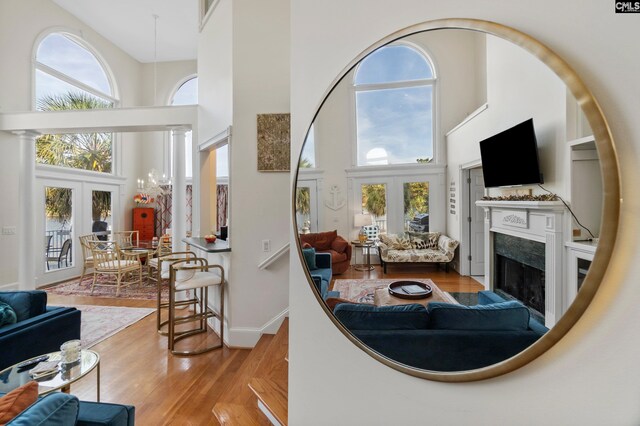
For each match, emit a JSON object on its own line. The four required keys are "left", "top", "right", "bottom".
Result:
{"left": 293, "top": 19, "right": 619, "bottom": 382}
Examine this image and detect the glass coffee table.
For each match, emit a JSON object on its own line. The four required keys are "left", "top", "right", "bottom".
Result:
{"left": 0, "top": 350, "right": 100, "bottom": 401}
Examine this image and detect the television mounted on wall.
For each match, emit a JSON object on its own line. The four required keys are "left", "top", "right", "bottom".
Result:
{"left": 479, "top": 118, "right": 543, "bottom": 188}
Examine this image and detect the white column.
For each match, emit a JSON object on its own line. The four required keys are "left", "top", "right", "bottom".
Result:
{"left": 171, "top": 127, "right": 188, "bottom": 253}
{"left": 16, "top": 130, "right": 39, "bottom": 290}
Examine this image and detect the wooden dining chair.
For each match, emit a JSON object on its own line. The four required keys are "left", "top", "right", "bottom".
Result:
{"left": 89, "top": 240, "right": 142, "bottom": 297}
{"left": 112, "top": 230, "right": 140, "bottom": 249}
{"left": 78, "top": 234, "right": 98, "bottom": 283}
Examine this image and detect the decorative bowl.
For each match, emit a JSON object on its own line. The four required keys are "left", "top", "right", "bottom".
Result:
{"left": 204, "top": 235, "right": 217, "bottom": 243}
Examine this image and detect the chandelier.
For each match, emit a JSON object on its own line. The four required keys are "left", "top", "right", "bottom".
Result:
{"left": 136, "top": 168, "right": 170, "bottom": 203}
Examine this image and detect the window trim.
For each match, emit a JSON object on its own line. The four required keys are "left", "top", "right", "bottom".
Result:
{"left": 351, "top": 41, "right": 438, "bottom": 168}
{"left": 32, "top": 28, "right": 120, "bottom": 110}
{"left": 32, "top": 28, "right": 121, "bottom": 176}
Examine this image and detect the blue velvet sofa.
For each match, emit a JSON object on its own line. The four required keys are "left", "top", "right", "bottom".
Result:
{"left": 3, "top": 391, "right": 135, "bottom": 426}
{"left": 302, "top": 250, "right": 339, "bottom": 300}
{"left": 0, "top": 291, "right": 81, "bottom": 371}
{"left": 333, "top": 290, "right": 548, "bottom": 371}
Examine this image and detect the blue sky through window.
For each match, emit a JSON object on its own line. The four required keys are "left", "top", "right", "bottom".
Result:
{"left": 355, "top": 44, "right": 434, "bottom": 166}
{"left": 37, "top": 33, "right": 111, "bottom": 95}
{"left": 171, "top": 77, "right": 198, "bottom": 105}
{"left": 355, "top": 45, "right": 433, "bottom": 85}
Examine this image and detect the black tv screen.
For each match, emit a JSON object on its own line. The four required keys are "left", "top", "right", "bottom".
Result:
{"left": 479, "top": 118, "right": 543, "bottom": 188}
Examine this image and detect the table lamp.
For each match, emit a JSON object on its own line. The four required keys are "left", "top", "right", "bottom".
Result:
{"left": 354, "top": 213, "right": 372, "bottom": 242}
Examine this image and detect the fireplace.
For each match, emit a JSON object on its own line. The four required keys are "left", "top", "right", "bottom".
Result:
{"left": 494, "top": 233, "right": 545, "bottom": 318}
{"left": 476, "top": 200, "right": 568, "bottom": 327}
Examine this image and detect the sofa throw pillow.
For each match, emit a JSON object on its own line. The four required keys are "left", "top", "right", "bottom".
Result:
{"left": 380, "top": 234, "right": 411, "bottom": 250}
{"left": 0, "top": 302, "right": 17, "bottom": 327}
{"left": 302, "top": 247, "right": 317, "bottom": 270}
{"left": 427, "top": 300, "right": 530, "bottom": 331}
{"left": 409, "top": 232, "right": 440, "bottom": 249}
{"left": 411, "top": 238, "right": 430, "bottom": 250}
{"left": 0, "top": 381, "right": 38, "bottom": 424}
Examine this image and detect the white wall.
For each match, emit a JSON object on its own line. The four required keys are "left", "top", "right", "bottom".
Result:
{"left": 290, "top": 2, "right": 640, "bottom": 424}
{"left": 140, "top": 60, "right": 197, "bottom": 177}
{"left": 198, "top": 0, "right": 290, "bottom": 346}
{"left": 198, "top": 0, "right": 233, "bottom": 144}
{"left": 445, "top": 34, "right": 567, "bottom": 242}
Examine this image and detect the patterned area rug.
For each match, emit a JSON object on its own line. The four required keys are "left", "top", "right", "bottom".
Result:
{"left": 332, "top": 278, "right": 456, "bottom": 304}
{"left": 74, "top": 304, "right": 155, "bottom": 348}
{"left": 46, "top": 275, "right": 168, "bottom": 301}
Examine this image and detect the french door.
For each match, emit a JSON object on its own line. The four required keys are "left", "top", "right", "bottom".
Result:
{"left": 296, "top": 180, "right": 320, "bottom": 233}
{"left": 36, "top": 178, "right": 119, "bottom": 287}
{"left": 352, "top": 173, "right": 444, "bottom": 238}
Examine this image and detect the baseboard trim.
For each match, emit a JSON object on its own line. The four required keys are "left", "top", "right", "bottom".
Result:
{"left": 225, "top": 308, "right": 289, "bottom": 348}
{"left": 258, "top": 399, "right": 283, "bottom": 426}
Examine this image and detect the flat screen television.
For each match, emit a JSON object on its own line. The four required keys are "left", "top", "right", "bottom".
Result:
{"left": 479, "top": 118, "right": 543, "bottom": 188}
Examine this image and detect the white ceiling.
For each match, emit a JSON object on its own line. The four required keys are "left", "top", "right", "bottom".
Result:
{"left": 53, "top": 0, "right": 199, "bottom": 63}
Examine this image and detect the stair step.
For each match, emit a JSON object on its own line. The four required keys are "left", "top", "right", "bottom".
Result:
{"left": 249, "top": 318, "right": 288, "bottom": 425}
{"left": 213, "top": 403, "right": 271, "bottom": 426}
{"left": 249, "top": 378, "right": 287, "bottom": 426}
{"left": 212, "top": 334, "right": 275, "bottom": 425}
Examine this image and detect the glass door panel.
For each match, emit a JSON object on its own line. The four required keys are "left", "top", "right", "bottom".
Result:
{"left": 403, "top": 181, "right": 430, "bottom": 232}
{"left": 361, "top": 183, "right": 387, "bottom": 233}
{"left": 45, "top": 186, "right": 74, "bottom": 271}
{"left": 91, "top": 190, "right": 112, "bottom": 240}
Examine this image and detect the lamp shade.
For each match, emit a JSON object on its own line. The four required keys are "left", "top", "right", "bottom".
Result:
{"left": 354, "top": 213, "right": 372, "bottom": 228}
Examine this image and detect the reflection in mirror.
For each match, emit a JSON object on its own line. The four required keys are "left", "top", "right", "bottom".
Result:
{"left": 296, "top": 28, "right": 604, "bottom": 374}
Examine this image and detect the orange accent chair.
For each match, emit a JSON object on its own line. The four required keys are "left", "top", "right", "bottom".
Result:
{"left": 300, "top": 230, "right": 352, "bottom": 274}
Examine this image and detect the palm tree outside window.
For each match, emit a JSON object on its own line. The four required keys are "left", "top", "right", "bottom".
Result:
{"left": 34, "top": 32, "right": 117, "bottom": 173}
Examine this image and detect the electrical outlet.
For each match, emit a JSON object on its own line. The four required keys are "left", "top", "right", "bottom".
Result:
{"left": 2, "top": 226, "right": 16, "bottom": 235}
{"left": 262, "top": 239, "right": 271, "bottom": 252}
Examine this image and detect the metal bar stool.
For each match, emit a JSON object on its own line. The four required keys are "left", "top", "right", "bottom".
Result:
{"left": 148, "top": 250, "right": 197, "bottom": 335}
{"left": 168, "top": 257, "right": 225, "bottom": 356}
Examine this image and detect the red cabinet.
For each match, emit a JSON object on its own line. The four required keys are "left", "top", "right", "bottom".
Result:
{"left": 133, "top": 207, "right": 155, "bottom": 241}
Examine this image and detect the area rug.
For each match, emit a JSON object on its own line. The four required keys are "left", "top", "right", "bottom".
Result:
{"left": 331, "top": 278, "right": 457, "bottom": 304}
{"left": 46, "top": 275, "right": 169, "bottom": 302}
{"left": 449, "top": 292, "right": 479, "bottom": 306}
{"left": 74, "top": 304, "right": 155, "bottom": 348}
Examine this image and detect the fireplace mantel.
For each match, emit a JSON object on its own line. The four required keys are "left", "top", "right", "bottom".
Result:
{"left": 476, "top": 200, "right": 568, "bottom": 327}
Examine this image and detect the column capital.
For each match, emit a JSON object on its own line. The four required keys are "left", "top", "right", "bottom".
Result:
{"left": 169, "top": 126, "right": 191, "bottom": 135}
{"left": 12, "top": 130, "right": 41, "bottom": 139}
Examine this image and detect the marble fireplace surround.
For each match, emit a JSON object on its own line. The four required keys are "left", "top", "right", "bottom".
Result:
{"left": 476, "top": 200, "right": 567, "bottom": 328}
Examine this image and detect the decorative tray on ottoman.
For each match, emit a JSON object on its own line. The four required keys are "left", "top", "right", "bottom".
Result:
{"left": 388, "top": 281, "right": 433, "bottom": 299}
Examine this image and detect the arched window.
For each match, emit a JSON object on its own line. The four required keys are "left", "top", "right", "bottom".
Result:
{"left": 35, "top": 32, "right": 117, "bottom": 109}
{"left": 34, "top": 32, "right": 118, "bottom": 173}
{"left": 354, "top": 43, "right": 435, "bottom": 166}
{"left": 169, "top": 76, "right": 198, "bottom": 178}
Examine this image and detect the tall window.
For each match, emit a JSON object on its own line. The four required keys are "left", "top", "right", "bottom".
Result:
{"left": 299, "top": 124, "right": 316, "bottom": 168}
{"left": 354, "top": 43, "right": 435, "bottom": 166}
{"left": 35, "top": 32, "right": 117, "bottom": 173}
{"left": 170, "top": 77, "right": 198, "bottom": 178}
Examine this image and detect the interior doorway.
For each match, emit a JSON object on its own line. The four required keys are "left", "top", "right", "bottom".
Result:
{"left": 467, "top": 167, "right": 485, "bottom": 277}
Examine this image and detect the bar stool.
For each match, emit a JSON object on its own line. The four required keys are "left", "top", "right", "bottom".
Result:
{"left": 148, "top": 250, "right": 197, "bottom": 335}
{"left": 168, "top": 257, "right": 225, "bottom": 355}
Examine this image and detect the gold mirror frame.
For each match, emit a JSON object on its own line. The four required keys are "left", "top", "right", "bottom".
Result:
{"left": 291, "top": 18, "right": 620, "bottom": 382}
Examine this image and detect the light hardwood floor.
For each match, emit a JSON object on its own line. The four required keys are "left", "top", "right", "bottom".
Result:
{"left": 46, "top": 265, "right": 479, "bottom": 425}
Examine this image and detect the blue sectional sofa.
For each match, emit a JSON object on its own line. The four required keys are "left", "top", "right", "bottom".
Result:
{"left": 0, "top": 291, "right": 81, "bottom": 371}
{"left": 302, "top": 250, "right": 339, "bottom": 300}
{"left": 3, "top": 391, "right": 135, "bottom": 426}
{"left": 333, "top": 290, "right": 548, "bottom": 371}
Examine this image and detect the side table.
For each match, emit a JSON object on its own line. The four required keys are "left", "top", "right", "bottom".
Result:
{"left": 351, "top": 240, "right": 375, "bottom": 271}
